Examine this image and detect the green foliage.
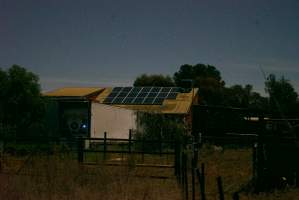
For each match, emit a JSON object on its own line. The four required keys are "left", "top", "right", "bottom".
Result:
{"left": 223, "top": 84, "right": 268, "bottom": 110}
{"left": 133, "top": 74, "right": 175, "bottom": 87}
{"left": 0, "top": 65, "right": 46, "bottom": 137}
{"left": 173, "top": 64, "right": 225, "bottom": 105}
{"left": 174, "top": 64, "right": 224, "bottom": 86}
{"left": 135, "top": 112, "right": 185, "bottom": 142}
{"left": 265, "top": 74, "right": 299, "bottom": 117}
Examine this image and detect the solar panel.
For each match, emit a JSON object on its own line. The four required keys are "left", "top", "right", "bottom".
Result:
{"left": 123, "top": 97, "right": 134, "bottom": 104}
{"left": 103, "top": 87, "right": 181, "bottom": 105}
{"left": 151, "top": 87, "right": 161, "bottom": 93}
{"left": 127, "top": 91, "right": 139, "bottom": 97}
{"left": 161, "top": 88, "right": 171, "bottom": 93}
{"left": 143, "top": 97, "right": 155, "bottom": 104}
{"left": 117, "top": 92, "right": 128, "bottom": 97}
{"left": 133, "top": 97, "right": 144, "bottom": 104}
{"left": 112, "top": 97, "right": 124, "bottom": 104}
{"left": 157, "top": 92, "right": 168, "bottom": 98}
{"left": 137, "top": 92, "right": 147, "bottom": 98}
{"left": 141, "top": 87, "right": 151, "bottom": 92}
{"left": 147, "top": 92, "right": 158, "bottom": 98}
{"left": 131, "top": 87, "right": 142, "bottom": 93}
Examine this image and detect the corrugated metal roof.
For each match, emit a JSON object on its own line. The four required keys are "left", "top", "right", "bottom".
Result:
{"left": 44, "top": 87, "right": 104, "bottom": 97}
{"left": 95, "top": 88, "right": 198, "bottom": 114}
{"left": 44, "top": 87, "right": 198, "bottom": 114}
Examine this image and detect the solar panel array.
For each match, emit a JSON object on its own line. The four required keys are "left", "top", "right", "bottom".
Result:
{"left": 103, "top": 87, "right": 180, "bottom": 105}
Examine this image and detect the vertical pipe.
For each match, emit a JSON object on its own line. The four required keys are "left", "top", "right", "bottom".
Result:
{"left": 201, "top": 163, "right": 205, "bottom": 196}
{"left": 129, "top": 129, "right": 132, "bottom": 154}
{"left": 191, "top": 165, "right": 195, "bottom": 200}
{"left": 217, "top": 176, "right": 225, "bottom": 200}
{"left": 77, "top": 137, "right": 84, "bottom": 163}
{"left": 184, "top": 153, "right": 189, "bottom": 200}
{"left": 103, "top": 132, "right": 107, "bottom": 161}
{"left": 196, "top": 167, "right": 206, "bottom": 200}
{"left": 232, "top": 192, "right": 239, "bottom": 200}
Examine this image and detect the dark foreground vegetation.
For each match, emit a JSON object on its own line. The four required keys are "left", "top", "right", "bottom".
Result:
{"left": 1, "top": 143, "right": 299, "bottom": 200}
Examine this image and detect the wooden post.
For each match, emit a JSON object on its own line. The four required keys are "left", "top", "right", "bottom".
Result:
{"left": 201, "top": 163, "right": 205, "bottom": 194}
{"left": 180, "top": 151, "right": 185, "bottom": 199}
{"left": 0, "top": 140, "right": 3, "bottom": 173}
{"left": 217, "top": 176, "right": 225, "bottom": 200}
{"left": 128, "top": 129, "right": 132, "bottom": 154}
{"left": 103, "top": 132, "right": 107, "bottom": 161}
{"left": 183, "top": 153, "right": 188, "bottom": 200}
{"left": 196, "top": 163, "right": 206, "bottom": 200}
{"left": 159, "top": 134, "right": 162, "bottom": 157}
{"left": 0, "top": 161, "right": 1, "bottom": 173}
{"left": 252, "top": 142, "right": 257, "bottom": 182}
{"left": 191, "top": 139, "right": 198, "bottom": 200}
{"left": 77, "top": 137, "right": 84, "bottom": 163}
{"left": 256, "top": 135, "right": 264, "bottom": 192}
{"left": 181, "top": 152, "right": 185, "bottom": 199}
{"left": 191, "top": 165, "right": 195, "bottom": 200}
{"left": 175, "top": 141, "right": 180, "bottom": 176}
{"left": 142, "top": 137, "right": 144, "bottom": 163}
{"left": 232, "top": 192, "right": 239, "bottom": 200}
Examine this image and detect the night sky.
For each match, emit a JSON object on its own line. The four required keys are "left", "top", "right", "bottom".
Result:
{"left": 1, "top": 0, "right": 299, "bottom": 94}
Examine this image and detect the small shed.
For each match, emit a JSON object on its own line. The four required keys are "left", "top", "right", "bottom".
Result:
{"left": 44, "top": 87, "right": 198, "bottom": 139}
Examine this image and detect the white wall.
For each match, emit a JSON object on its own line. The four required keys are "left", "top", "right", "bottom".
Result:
{"left": 90, "top": 103, "right": 136, "bottom": 139}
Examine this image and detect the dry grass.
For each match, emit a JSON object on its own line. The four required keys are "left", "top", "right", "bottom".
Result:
{"left": 2, "top": 145, "right": 299, "bottom": 200}
{"left": 195, "top": 145, "right": 252, "bottom": 200}
{"left": 0, "top": 153, "right": 180, "bottom": 200}
{"left": 197, "top": 144, "right": 299, "bottom": 200}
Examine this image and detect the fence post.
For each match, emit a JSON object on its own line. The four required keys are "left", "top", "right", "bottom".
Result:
{"left": 201, "top": 163, "right": 205, "bottom": 197}
{"left": 103, "top": 132, "right": 107, "bottom": 161}
{"left": 129, "top": 129, "right": 132, "bottom": 154}
{"left": 77, "top": 137, "right": 84, "bottom": 163}
{"left": 252, "top": 142, "right": 258, "bottom": 182}
{"left": 196, "top": 163, "right": 206, "bottom": 200}
{"left": 141, "top": 136, "right": 145, "bottom": 163}
{"left": 191, "top": 164, "right": 195, "bottom": 200}
{"left": 0, "top": 151, "right": 1, "bottom": 172}
{"left": 0, "top": 139, "right": 3, "bottom": 173}
{"left": 183, "top": 152, "right": 189, "bottom": 200}
{"left": 232, "top": 192, "right": 239, "bottom": 200}
{"left": 191, "top": 137, "right": 198, "bottom": 200}
{"left": 217, "top": 176, "right": 225, "bottom": 200}
{"left": 175, "top": 141, "right": 180, "bottom": 176}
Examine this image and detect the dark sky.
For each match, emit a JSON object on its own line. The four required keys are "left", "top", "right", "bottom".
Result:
{"left": 1, "top": 0, "right": 299, "bottom": 94}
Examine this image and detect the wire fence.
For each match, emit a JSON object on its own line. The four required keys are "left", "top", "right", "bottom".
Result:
{"left": 1, "top": 132, "right": 299, "bottom": 199}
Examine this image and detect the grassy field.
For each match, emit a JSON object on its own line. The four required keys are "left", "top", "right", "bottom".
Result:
{"left": 1, "top": 145, "right": 299, "bottom": 199}
{"left": 197, "top": 144, "right": 299, "bottom": 200}
{"left": 0, "top": 153, "right": 180, "bottom": 200}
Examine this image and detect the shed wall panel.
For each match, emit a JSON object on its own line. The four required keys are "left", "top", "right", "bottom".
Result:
{"left": 91, "top": 103, "right": 136, "bottom": 138}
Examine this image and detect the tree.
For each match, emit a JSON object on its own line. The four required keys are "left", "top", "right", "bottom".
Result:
{"left": 0, "top": 65, "right": 45, "bottom": 137}
{"left": 0, "top": 69, "right": 8, "bottom": 123}
{"left": 223, "top": 84, "right": 268, "bottom": 110}
{"left": 133, "top": 74, "right": 175, "bottom": 87}
{"left": 265, "top": 74, "right": 299, "bottom": 118}
{"left": 173, "top": 64, "right": 225, "bottom": 105}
